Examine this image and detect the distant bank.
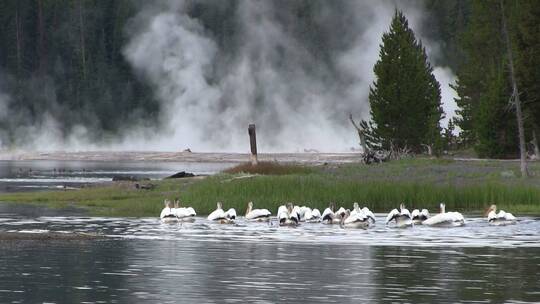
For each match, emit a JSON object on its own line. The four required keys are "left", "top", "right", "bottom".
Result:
{"left": 0, "top": 151, "right": 362, "bottom": 164}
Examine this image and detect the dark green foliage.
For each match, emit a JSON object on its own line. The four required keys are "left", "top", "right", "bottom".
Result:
{"left": 368, "top": 10, "right": 443, "bottom": 153}
{"left": 515, "top": 0, "right": 540, "bottom": 138}
{"left": 475, "top": 67, "right": 517, "bottom": 158}
{"left": 422, "top": 0, "right": 471, "bottom": 71}
{"left": 452, "top": 0, "right": 525, "bottom": 158}
{"left": 0, "top": 0, "right": 159, "bottom": 145}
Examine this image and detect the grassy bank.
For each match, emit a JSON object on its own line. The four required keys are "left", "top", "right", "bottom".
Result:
{"left": 0, "top": 159, "right": 539, "bottom": 216}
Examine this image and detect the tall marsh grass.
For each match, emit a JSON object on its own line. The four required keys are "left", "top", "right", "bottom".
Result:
{"left": 180, "top": 174, "right": 540, "bottom": 215}
{"left": 1, "top": 159, "right": 539, "bottom": 216}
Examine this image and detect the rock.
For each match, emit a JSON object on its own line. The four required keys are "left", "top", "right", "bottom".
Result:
{"left": 166, "top": 171, "right": 195, "bottom": 179}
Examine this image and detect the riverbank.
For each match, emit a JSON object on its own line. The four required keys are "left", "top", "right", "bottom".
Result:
{"left": 0, "top": 158, "right": 539, "bottom": 216}
{"left": 0, "top": 150, "right": 361, "bottom": 164}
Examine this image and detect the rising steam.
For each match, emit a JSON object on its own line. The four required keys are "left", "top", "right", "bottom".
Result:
{"left": 0, "top": 0, "right": 459, "bottom": 152}
{"left": 120, "top": 0, "right": 458, "bottom": 152}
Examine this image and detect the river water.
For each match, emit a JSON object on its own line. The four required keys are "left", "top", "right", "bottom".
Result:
{"left": 0, "top": 160, "right": 234, "bottom": 192}
{"left": 0, "top": 210, "right": 539, "bottom": 303}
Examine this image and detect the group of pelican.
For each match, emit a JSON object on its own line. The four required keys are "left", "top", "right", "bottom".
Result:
{"left": 159, "top": 200, "right": 517, "bottom": 227}
{"left": 320, "top": 202, "right": 376, "bottom": 228}
{"left": 385, "top": 203, "right": 465, "bottom": 227}
{"left": 159, "top": 199, "right": 197, "bottom": 223}
{"left": 384, "top": 203, "right": 517, "bottom": 227}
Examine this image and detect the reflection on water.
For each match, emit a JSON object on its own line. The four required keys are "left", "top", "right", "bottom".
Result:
{"left": 0, "top": 160, "right": 235, "bottom": 192}
{"left": 0, "top": 213, "right": 539, "bottom": 303}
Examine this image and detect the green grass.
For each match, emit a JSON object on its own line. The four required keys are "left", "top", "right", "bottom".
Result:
{"left": 222, "top": 161, "right": 313, "bottom": 175}
{"left": 0, "top": 158, "right": 539, "bottom": 216}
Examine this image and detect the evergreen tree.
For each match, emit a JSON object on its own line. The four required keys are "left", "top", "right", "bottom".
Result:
{"left": 453, "top": 0, "right": 518, "bottom": 158}
{"left": 368, "top": 10, "right": 443, "bottom": 153}
{"left": 515, "top": 0, "right": 540, "bottom": 152}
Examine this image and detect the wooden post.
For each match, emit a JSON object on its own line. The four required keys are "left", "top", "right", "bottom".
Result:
{"left": 248, "top": 124, "right": 258, "bottom": 165}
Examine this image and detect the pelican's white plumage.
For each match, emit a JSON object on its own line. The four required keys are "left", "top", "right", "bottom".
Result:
{"left": 423, "top": 203, "right": 464, "bottom": 227}
{"left": 172, "top": 199, "right": 196, "bottom": 222}
{"left": 208, "top": 202, "right": 235, "bottom": 224}
{"left": 207, "top": 202, "right": 225, "bottom": 221}
{"left": 277, "top": 203, "right": 299, "bottom": 226}
{"left": 310, "top": 208, "right": 322, "bottom": 222}
{"left": 322, "top": 203, "right": 341, "bottom": 224}
{"left": 486, "top": 204, "right": 516, "bottom": 226}
{"left": 341, "top": 203, "right": 371, "bottom": 228}
{"left": 301, "top": 206, "right": 321, "bottom": 222}
{"left": 385, "top": 204, "right": 413, "bottom": 227}
{"left": 225, "top": 208, "right": 237, "bottom": 220}
{"left": 411, "top": 208, "right": 429, "bottom": 224}
{"left": 245, "top": 202, "right": 271, "bottom": 221}
{"left": 361, "top": 206, "right": 376, "bottom": 224}
{"left": 160, "top": 199, "right": 177, "bottom": 223}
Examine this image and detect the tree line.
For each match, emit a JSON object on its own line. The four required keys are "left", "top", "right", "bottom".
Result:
{"left": 359, "top": 0, "right": 540, "bottom": 168}
{"left": 0, "top": 0, "right": 159, "bottom": 145}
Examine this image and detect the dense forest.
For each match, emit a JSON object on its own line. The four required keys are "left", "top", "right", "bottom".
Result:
{"left": 0, "top": 0, "right": 538, "bottom": 158}
{"left": 0, "top": 1, "right": 159, "bottom": 145}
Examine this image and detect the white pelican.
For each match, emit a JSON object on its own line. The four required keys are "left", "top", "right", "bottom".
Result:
{"left": 173, "top": 199, "right": 196, "bottom": 222}
{"left": 160, "top": 199, "right": 177, "bottom": 223}
{"left": 322, "top": 203, "right": 341, "bottom": 224}
{"left": 310, "top": 208, "right": 322, "bottom": 222}
{"left": 385, "top": 203, "right": 413, "bottom": 227}
{"left": 245, "top": 201, "right": 271, "bottom": 221}
{"left": 340, "top": 203, "right": 371, "bottom": 228}
{"left": 411, "top": 208, "right": 430, "bottom": 224}
{"left": 292, "top": 205, "right": 302, "bottom": 223}
{"left": 360, "top": 205, "right": 376, "bottom": 224}
{"left": 298, "top": 206, "right": 311, "bottom": 221}
{"left": 422, "top": 203, "right": 465, "bottom": 227}
{"left": 277, "top": 203, "right": 299, "bottom": 227}
{"left": 486, "top": 204, "right": 516, "bottom": 226}
{"left": 207, "top": 202, "right": 236, "bottom": 224}
{"left": 301, "top": 206, "right": 322, "bottom": 223}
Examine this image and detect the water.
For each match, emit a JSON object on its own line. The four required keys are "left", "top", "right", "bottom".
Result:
{"left": 1, "top": 210, "right": 539, "bottom": 303}
{"left": 0, "top": 160, "right": 235, "bottom": 192}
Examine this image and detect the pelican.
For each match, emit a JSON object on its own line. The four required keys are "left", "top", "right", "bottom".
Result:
{"left": 360, "top": 205, "right": 376, "bottom": 224}
{"left": 322, "top": 203, "right": 341, "bottom": 224}
{"left": 340, "top": 203, "right": 371, "bottom": 228}
{"left": 411, "top": 208, "right": 430, "bottom": 224}
{"left": 422, "top": 203, "right": 465, "bottom": 227}
{"left": 301, "top": 206, "right": 321, "bottom": 222}
{"left": 309, "top": 208, "right": 322, "bottom": 222}
{"left": 385, "top": 203, "right": 413, "bottom": 227}
{"left": 245, "top": 201, "right": 271, "bottom": 221}
{"left": 173, "top": 199, "right": 196, "bottom": 222}
{"left": 292, "top": 205, "right": 302, "bottom": 223}
{"left": 160, "top": 199, "right": 177, "bottom": 223}
{"left": 486, "top": 204, "right": 516, "bottom": 226}
{"left": 207, "top": 202, "right": 236, "bottom": 224}
{"left": 277, "top": 203, "right": 299, "bottom": 227}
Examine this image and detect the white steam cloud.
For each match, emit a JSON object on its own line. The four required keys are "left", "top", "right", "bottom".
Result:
{"left": 119, "top": 0, "right": 459, "bottom": 152}
{"left": 0, "top": 1, "right": 459, "bottom": 152}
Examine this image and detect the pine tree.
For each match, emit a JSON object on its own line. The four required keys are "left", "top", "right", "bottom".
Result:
{"left": 368, "top": 10, "right": 443, "bottom": 153}
{"left": 453, "top": 0, "right": 518, "bottom": 158}
{"left": 515, "top": 0, "right": 540, "bottom": 158}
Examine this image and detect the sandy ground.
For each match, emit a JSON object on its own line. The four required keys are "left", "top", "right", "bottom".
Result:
{"left": 0, "top": 150, "right": 363, "bottom": 164}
